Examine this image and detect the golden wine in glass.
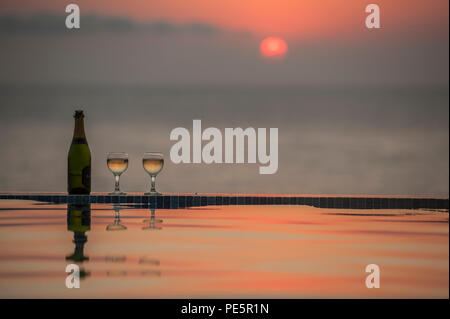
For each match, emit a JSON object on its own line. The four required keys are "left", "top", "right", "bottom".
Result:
{"left": 107, "top": 152, "right": 128, "bottom": 195}
{"left": 143, "top": 152, "right": 164, "bottom": 195}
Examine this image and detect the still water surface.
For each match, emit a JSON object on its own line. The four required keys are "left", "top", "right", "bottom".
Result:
{"left": 0, "top": 199, "right": 448, "bottom": 298}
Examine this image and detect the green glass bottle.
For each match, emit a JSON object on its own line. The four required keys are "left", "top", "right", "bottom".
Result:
{"left": 68, "top": 110, "right": 91, "bottom": 195}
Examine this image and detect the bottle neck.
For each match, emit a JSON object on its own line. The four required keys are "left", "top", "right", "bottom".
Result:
{"left": 73, "top": 117, "right": 86, "bottom": 140}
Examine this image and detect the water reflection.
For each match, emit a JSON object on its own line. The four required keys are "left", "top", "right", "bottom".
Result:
{"left": 141, "top": 270, "right": 161, "bottom": 277}
{"left": 142, "top": 208, "right": 163, "bottom": 230}
{"left": 3, "top": 200, "right": 444, "bottom": 297}
{"left": 105, "top": 255, "right": 126, "bottom": 263}
{"left": 106, "top": 204, "right": 127, "bottom": 231}
{"left": 66, "top": 204, "right": 91, "bottom": 278}
{"left": 64, "top": 204, "right": 164, "bottom": 280}
{"left": 139, "top": 256, "right": 160, "bottom": 266}
{"left": 140, "top": 256, "right": 161, "bottom": 277}
{"left": 106, "top": 270, "right": 127, "bottom": 277}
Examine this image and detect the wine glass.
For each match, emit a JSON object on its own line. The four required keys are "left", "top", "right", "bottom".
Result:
{"left": 107, "top": 152, "right": 128, "bottom": 195}
{"left": 143, "top": 152, "right": 164, "bottom": 195}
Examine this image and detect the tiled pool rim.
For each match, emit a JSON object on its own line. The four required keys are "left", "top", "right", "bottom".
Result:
{"left": 0, "top": 193, "right": 448, "bottom": 210}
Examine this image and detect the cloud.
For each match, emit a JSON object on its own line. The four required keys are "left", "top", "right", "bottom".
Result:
{"left": 0, "top": 13, "right": 221, "bottom": 35}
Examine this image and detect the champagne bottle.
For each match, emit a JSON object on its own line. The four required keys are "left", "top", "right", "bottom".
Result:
{"left": 68, "top": 110, "right": 91, "bottom": 194}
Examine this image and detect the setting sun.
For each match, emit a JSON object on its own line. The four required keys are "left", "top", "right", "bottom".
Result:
{"left": 260, "top": 37, "right": 288, "bottom": 59}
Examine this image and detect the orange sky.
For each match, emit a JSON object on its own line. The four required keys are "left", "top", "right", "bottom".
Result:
{"left": 0, "top": 0, "right": 448, "bottom": 38}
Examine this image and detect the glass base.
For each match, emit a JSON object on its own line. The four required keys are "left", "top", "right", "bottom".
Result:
{"left": 109, "top": 191, "right": 126, "bottom": 195}
{"left": 144, "top": 192, "right": 161, "bottom": 196}
{"left": 106, "top": 224, "right": 127, "bottom": 231}
{"left": 143, "top": 219, "right": 163, "bottom": 224}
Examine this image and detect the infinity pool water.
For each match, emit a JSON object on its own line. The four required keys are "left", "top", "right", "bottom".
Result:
{"left": 0, "top": 200, "right": 448, "bottom": 298}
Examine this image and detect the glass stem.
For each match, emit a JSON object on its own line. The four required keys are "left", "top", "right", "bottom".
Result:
{"left": 114, "top": 206, "right": 120, "bottom": 219}
{"left": 151, "top": 175, "right": 156, "bottom": 193}
{"left": 114, "top": 175, "right": 120, "bottom": 192}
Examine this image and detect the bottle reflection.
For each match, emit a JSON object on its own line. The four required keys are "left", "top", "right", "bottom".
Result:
{"left": 142, "top": 208, "right": 163, "bottom": 230}
{"left": 106, "top": 204, "right": 127, "bottom": 231}
{"left": 66, "top": 204, "right": 91, "bottom": 278}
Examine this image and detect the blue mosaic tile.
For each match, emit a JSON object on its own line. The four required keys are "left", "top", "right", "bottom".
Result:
{"left": 192, "top": 196, "right": 200, "bottom": 206}
{"left": 207, "top": 197, "right": 216, "bottom": 205}
{"left": 170, "top": 196, "right": 178, "bottom": 209}
{"left": 179, "top": 196, "right": 186, "bottom": 208}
